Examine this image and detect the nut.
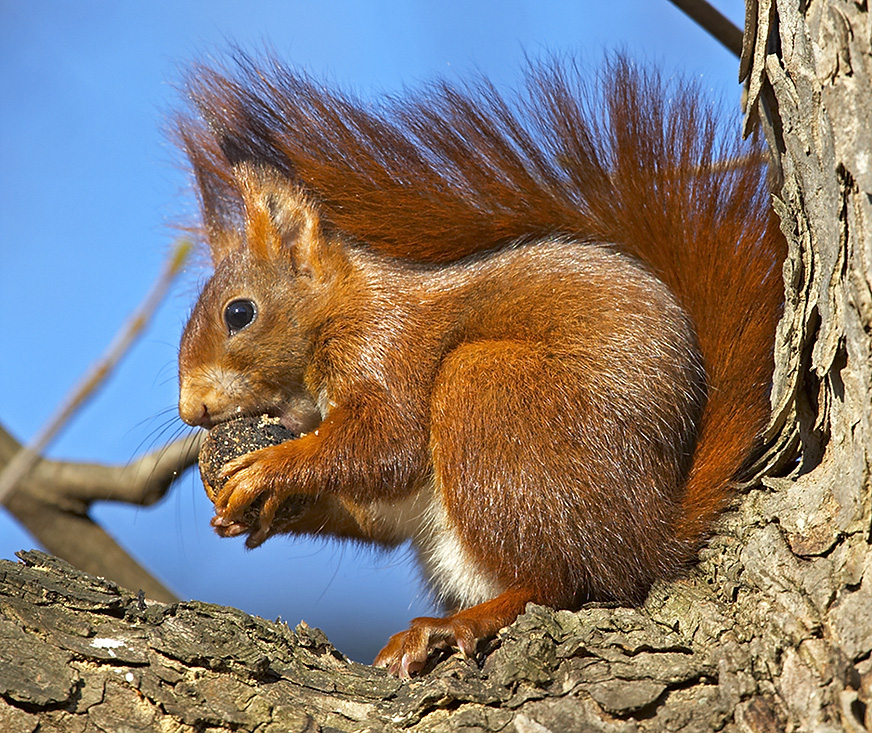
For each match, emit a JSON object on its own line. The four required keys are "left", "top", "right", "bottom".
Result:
{"left": 198, "top": 415, "right": 313, "bottom": 522}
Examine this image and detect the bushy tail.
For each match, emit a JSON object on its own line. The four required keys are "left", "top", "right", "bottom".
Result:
{"left": 179, "top": 54, "right": 785, "bottom": 547}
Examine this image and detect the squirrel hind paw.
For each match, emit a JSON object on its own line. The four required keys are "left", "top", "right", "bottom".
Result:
{"left": 373, "top": 616, "right": 476, "bottom": 678}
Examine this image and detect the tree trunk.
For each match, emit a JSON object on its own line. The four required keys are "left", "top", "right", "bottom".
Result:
{"left": 739, "top": 0, "right": 872, "bottom": 728}
{"left": 1, "top": 3, "right": 870, "bottom": 732}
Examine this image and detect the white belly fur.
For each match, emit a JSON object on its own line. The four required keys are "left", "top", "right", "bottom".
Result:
{"left": 365, "top": 481, "right": 504, "bottom": 609}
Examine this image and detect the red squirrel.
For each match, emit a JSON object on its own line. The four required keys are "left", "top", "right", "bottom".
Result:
{"left": 176, "top": 56, "right": 785, "bottom": 676}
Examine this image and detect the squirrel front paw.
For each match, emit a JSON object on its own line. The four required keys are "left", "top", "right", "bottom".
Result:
{"left": 198, "top": 415, "right": 305, "bottom": 545}
{"left": 210, "top": 444, "right": 296, "bottom": 547}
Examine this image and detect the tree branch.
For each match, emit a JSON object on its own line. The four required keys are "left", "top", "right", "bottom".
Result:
{"left": 1, "top": 423, "right": 201, "bottom": 603}
{"left": 0, "top": 550, "right": 770, "bottom": 732}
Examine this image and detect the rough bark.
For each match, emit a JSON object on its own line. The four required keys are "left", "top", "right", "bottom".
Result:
{"left": 739, "top": 0, "right": 872, "bottom": 728}
{"left": 1, "top": 2, "right": 870, "bottom": 731}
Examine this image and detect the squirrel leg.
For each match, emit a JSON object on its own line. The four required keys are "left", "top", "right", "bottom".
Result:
{"left": 373, "top": 587, "right": 534, "bottom": 677}
{"left": 376, "top": 340, "right": 582, "bottom": 676}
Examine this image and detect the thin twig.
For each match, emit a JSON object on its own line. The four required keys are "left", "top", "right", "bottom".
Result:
{"left": 667, "top": 0, "right": 744, "bottom": 58}
{"left": 0, "top": 239, "right": 193, "bottom": 503}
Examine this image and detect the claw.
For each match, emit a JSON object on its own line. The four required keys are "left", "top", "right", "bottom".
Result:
{"left": 210, "top": 514, "right": 249, "bottom": 537}
{"left": 244, "top": 525, "right": 270, "bottom": 548}
{"left": 373, "top": 617, "right": 461, "bottom": 677}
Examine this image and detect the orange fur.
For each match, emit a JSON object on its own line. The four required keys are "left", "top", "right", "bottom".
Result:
{"left": 176, "top": 55, "right": 785, "bottom": 676}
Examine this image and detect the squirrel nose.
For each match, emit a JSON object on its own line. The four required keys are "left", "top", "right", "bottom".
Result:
{"left": 179, "top": 383, "right": 215, "bottom": 428}
{"left": 180, "top": 401, "right": 213, "bottom": 428}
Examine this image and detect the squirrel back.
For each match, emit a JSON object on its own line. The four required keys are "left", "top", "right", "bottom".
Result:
{"left": 177, "top": 55, "right": 785, "bottom": 674}
{"left": 179, "top": 55, "right": 784, "bottom": 548}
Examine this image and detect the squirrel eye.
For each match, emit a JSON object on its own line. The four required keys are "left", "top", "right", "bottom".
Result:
{"left": 224, "top": 299, "right": 257, "bottom": 334}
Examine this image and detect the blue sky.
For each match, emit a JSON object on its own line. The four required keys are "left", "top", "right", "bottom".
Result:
{"left": 1, "top": 1, "right": 744, "bottom": 662}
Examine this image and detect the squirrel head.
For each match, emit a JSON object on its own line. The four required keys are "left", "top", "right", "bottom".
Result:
{"left": 178, "top": 163, "right": 341, "bottom": 432}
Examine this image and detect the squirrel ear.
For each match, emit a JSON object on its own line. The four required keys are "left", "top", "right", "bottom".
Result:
{"left": 235, "top": 163, "right": 327, "bottom": 276}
